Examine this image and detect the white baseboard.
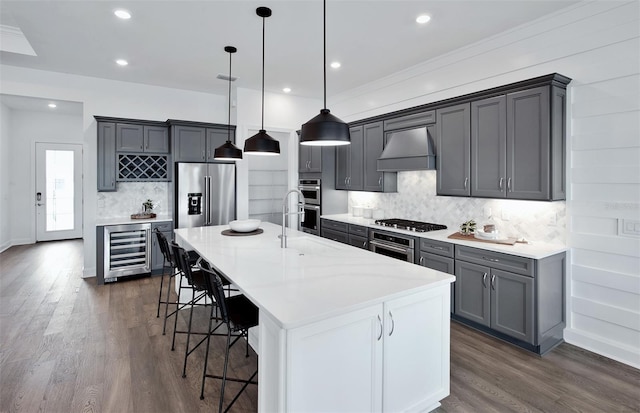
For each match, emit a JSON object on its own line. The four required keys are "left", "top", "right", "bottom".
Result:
{"left": 0, "top": 240, "right": 10, "bottom": 253}
{"left": 564, "top": 328, "right": 640, "bottom": 369}
{"left": 83, "top": 266, "right": 96, "bottom": 278}
{"left": 0, "top": 238, "right": 33, "bottom": 253}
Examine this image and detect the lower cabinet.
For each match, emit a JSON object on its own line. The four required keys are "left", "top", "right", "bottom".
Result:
{"left": 418, "top": 239, "right": 455, "bottom": 313}
{"left": 320, "top": 219, "right": 369, "bottom": 250}
{"left": 453, "top": 245, "right": 565, "bottom": 354}
{"left": 285, "top": 286, "right": 450, "bottom": 412}
{"left": 151, "top": 221, "right": 173, "bottom": 274}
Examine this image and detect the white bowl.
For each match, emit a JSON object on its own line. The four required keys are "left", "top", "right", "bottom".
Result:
{"left": 229, "top": 219, "right": 261, "bottom": 233}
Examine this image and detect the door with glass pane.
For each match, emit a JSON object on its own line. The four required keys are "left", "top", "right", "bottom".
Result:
{"left": 35, "top": 143, "right": 83, "bottom": 241}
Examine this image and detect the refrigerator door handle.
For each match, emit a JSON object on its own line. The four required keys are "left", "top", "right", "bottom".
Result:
{"left": 203, "top": 176, "right": 209, "bottom": 225}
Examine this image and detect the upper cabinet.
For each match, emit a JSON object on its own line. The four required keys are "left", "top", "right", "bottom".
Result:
{"left": 169, "top": 120, "right": 235, "bottom": 163}
{"left": 336, "top": 121, "right": 396, "bottom": 192}
{"left": 437, "top": 74, "right": 569, "bottom": 201}
{"left": 299, "top": 145, "right": 322, "bottom": 173}
{"left": 436, "top": 103, "right": 471, "bottom": 197}
{"left": 116, "top": 123, "right": 169, "bottom": 153}
{"left": 97, "top": 122, "right": 117, "bottom": 192}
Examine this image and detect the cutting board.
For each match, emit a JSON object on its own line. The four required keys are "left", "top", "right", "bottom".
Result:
{"left": 448, "top": 232, "right": 518, "bottom": 245}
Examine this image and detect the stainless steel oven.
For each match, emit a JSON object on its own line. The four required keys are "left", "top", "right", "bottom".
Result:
{"left": 298, "top": 179, "right": 320, "bottom": 205}
{"left": 368, "top": 229, "right": 415, "bottom": 263}
{"left": 300, "top": 204, "right": 320, "bottom": 235}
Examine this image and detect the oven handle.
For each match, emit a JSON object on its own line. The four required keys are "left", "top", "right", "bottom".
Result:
{"left": 369, "top": 239, "right": 412, "bottom": 254}
{"left": 299, "top": 185, "right": 320, "bottom": 190}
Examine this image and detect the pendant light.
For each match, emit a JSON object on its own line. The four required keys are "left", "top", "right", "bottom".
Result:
{"left": 299, "top": 0, "right": 350, "bottom": 146}
{"left": 214, "top": 46, "right": 243, "bottom": 160}
{"left": 244, "top": 7, "right": 280, "bottom": 156}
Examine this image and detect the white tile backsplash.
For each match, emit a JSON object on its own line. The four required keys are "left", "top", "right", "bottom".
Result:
{"left": 97, "top": 182, "right": 172, "bottom": 219}
{"left": 349, "top": 171, "right": 566, "bottom": 244}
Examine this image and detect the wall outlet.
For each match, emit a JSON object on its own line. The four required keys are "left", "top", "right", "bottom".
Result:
{"left": 548, "top": 213, "right": 557, "bottom": 226}
{"left": 501, "top": 209, "right": 510, "bottom": 221}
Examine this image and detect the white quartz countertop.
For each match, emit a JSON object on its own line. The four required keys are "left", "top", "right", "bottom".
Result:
{"left": 95, "top": 214, "right": 173, "bottom": 226}
{"left": 321, "top": 213, "right": 566, "bottom": 259}
{"left": 174, "top": 222, "right": 454, "bottom": 329}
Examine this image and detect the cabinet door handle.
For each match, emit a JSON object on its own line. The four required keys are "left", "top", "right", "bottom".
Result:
{"left": 202, "top": 150, "right": 206, "bottom": 160}
{"left": 388, "top": 311, "right": 395, "bottom": 336}
{"left": 482, "top": 272, "right": 488, "bottom": 288}
{"left": 433, "top": 246, "right": 444, "bottom": 251}
{"left": 491, "top": 274, "right": 496, "bottom": 290}
{"left": 344, "top": 177, "right": 348, "bottom": 186}
{"left": 499, "top": 177, "right": 504, "bottom": 190}
{"left": 419, "top": 256, "right": 424, "bottom": 265}
{"left": 464, "top": 177, "right": 468, "bottom": 189}
{"left": 378, "top": 176, "right": 382, "bottom": 186}
{"left": 377, "top": 315, "right": 383, "bottom": 341}
{"left": 363, "top": 241, "right": 367, "bottom": 248}
{"left": 507, "top": 177, "right": 512, "bottom": 192}
{"left": 482, "top": 256, "right": 500, "bottom": 263}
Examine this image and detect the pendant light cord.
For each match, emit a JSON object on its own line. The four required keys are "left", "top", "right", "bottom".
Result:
{"left": 261, "top": 14, "right": 266, "bottom": 130}
{"left": 227, "top": 50, "right": 232, "bottom": 143}
{"left": 323, "top": 0, "right": 327, "bottom": 110}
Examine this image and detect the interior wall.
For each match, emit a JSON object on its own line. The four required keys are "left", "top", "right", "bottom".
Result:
{"left": 332, "top": 1, "right": 640, "bottom": 368}
{"left": 0, "top": 64, "right": 228, "bottom": 276}
{"left": 0, "top": 103, "right": 11, "bottom": 251}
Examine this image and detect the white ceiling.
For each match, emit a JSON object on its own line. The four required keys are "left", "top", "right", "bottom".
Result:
{"left": 1, "top": 0, "right": 579, "bottom": 101}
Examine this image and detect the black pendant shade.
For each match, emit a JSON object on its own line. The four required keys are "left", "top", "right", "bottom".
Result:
{"left": 300, "top": 109, "right": 350, "bottom": 146}
{"left": 244, "top": 7, "right": 280, "bottom": 156}
{"left": 214, "top": 45, "right": 242, "bottom": 160}
{"left": 299, "top": 0, "right": 350, "bottom": 146}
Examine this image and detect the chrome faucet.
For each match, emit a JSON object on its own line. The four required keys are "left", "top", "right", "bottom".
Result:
{"left": 280, "top": 189, "right": 306, "bottom": 248}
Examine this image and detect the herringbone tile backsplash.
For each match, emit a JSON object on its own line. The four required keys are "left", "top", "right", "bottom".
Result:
{"left": 349, "top": 171, "right": 566, "bottom": 244}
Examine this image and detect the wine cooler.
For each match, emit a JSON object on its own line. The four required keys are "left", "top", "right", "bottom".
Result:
{"left": 102, "top": 223, "right": 151, "bottom": 282}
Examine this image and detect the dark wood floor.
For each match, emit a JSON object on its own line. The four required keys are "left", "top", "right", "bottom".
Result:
{"left": 1, "top": 240, "right": 639, "bottom": 413}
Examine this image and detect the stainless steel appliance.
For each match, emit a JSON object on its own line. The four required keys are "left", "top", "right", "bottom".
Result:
{"left": 369, "top": 219, "right": 447, "bottom": 262}
{"left": 298, "top": 178, "right": 320, "bottom": 205}
{"left": 103, "top": 223, "right": 151, "bottom": 282}
{"left": 300, "top": 203, "right": 320, "bottom": 235}
{"left": 176, "top": 163, "right": 236, "bottom": 228}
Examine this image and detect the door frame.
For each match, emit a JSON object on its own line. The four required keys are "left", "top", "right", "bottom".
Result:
{"left": 34, "top": 142, "right": 84, "bottom": 241}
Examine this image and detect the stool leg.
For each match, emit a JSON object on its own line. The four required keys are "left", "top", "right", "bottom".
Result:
{"left": 156, "top": 264, "right": 165, "bottom": 318}
{"left": 200, "top": 303, "right": 215, "bottom": 400}
{"left": 171, "top": 273, "right": 183, "bottom": 351}
{"left": 219, "top": 329, "right": 232, "bottom": 413}
{"left": 162, "top": 269, "right": 175, "bottom": 335}
{"left": 182, "top": 286, "right": 196, "bottom": 378}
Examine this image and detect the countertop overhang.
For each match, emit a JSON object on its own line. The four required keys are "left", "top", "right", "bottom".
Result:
{"left": 95, "top": 214, "right": 173, "bottom": 226}
{"left": 174, "top": 222, "right": 454, "bottom": 330}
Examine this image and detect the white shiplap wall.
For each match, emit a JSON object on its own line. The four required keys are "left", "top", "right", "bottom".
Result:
{"left": 332, "top": 1, "right": 640, "bottom": 367}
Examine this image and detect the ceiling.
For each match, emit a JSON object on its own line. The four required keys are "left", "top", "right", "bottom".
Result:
{"left": 1, "top": 0, "right": 579, "bottom": 102}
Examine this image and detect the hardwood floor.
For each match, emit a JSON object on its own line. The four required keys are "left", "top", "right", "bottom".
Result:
{"left": 1, "top": 240, "right": 638, "bottom": 412}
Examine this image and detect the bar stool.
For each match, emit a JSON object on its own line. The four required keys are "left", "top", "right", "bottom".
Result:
{"left": 197, "top": 258, "right": 258, "bottom": 413}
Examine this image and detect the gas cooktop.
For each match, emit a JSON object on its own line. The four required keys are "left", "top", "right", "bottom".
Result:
{"left": 374, "top": 218, "right": 448, "bottom": 233}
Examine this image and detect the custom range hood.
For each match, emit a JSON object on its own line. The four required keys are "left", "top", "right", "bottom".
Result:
{"left": 377, "top": 126, "right": 436, "bottom": 172}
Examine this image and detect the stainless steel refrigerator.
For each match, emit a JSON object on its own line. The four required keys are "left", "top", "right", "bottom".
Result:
{"left": 175, "top": 163, "right": 236, "bottom": 228}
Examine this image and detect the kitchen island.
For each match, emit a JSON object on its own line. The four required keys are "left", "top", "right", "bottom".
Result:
{"left": 175, "top": 222, "right": 454, "bottom": 413}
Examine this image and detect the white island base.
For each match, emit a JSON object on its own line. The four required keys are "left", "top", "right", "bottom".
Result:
{"left": 175, "top": 223, "right": 452, "bottom": 413}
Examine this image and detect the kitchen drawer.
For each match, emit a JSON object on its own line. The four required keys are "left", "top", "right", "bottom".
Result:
{"left": 321, "top": 228, "right": 349, "bottom": 244}
{"left": 455, "top": 245, "right": 534, "bottom": 277}
{"left": 349, "top": 224, "right": 368, "bottom": 237}
{"left": 419, "top": 238, "right": 454, "bottom": 258}
{"left": 321, "top": 219, "right": 348, "bottom": 233}
{"left": 348, "top": 234, "right": 368, "bottom": 250}
{"left": 152, "top": 221, "right": 173, "bottom": 233}
{"left": 419, "top": 252, "right": 455, "bottom": 275}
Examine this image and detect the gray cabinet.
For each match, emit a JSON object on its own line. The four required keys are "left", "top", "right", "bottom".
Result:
{"left": 436, "top": 103, "right": 471, "bottom": 196}
{"left": 320, "top": 219, "right": 369, "bottom": 250}
{"left": 97, "top": 122, "right": 117, "bottom": 192}
{"left": 299, "top": 145, "right": 322, "bottom": 173}
{"left": 418, "top": 238, "right": 454, "bottom": 312}
{"left": 151, "top": 221, "right": 173, "bottom": 274}
{"left": 383, "top": 110, "right": 435, "bottom": 132}
{"left": 116, "top": 123, "right": 169, "bottom": 153}
{"left": 471, "top": 96, "right": 507, "bottom": 198}
{"left": 337, "top": 122, "right": 395, "bottom": 192}
{"left": 336, "top": 126, "right": 364, "bottom": 190}
{"left": 453, "top": 245, "right": 565, "bottom": 354}
{"left": 172, "top": 123, "right": 235, "bottom": 162}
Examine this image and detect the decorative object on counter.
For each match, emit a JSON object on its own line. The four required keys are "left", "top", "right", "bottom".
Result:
{"left": 244, "top": 7, "right": 280, "bottom": 156}
{"left": 221, "top": 228, "right": 264, "bottom": 236}
{"left": 131, "top": 199, "right": 157, "bottom": 219}
{"left": 363, "top": 207, "right": 373, "bottom": 219}
{"left": 448, "top": 231, "right": 517, "bottom": 245}
{"left": 484, "top": 224, "right": 496, "bottom": 233}
{"left": 352, "top": 206, "right": 363, "bottom": 217}
{"left": 229, "top": 219, "right": 261, "bottom": 233}
{"left": 143, "top": 198, "right": 155, "bottom": 213}
{"left": 214, "top": 46, "right": 243, "bottom": 160}
{"left": 459, "top": 219, "right": 476, "bottom": 235}
{"left": 299, "top": 0, "right": 350, "bottom": 147}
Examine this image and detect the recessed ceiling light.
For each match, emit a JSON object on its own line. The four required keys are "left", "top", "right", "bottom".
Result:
{"left": 114, "top": 9, "right": 131, "bottom": 19}
{"left": 116, "top": 59, "right": 128, "bottom": 66}
{"left": 48, "top": 103, "right": 57, "bottom": 108}
{"left": 416, "top": 14, "right": 431, "bottom": 24}
{"left": 283, "top": 87, "right": 291, "bottom": 93}
{"left": 330, "top": 62, "right": 341, "bottom": 69}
